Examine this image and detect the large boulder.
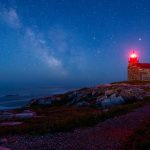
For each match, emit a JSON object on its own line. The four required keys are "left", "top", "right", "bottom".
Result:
{"left": 28, "top": 98, "right": 51, "bottom": 107}
{"left": 120, "top": 88, "right": 144, "bottom": 103}
{"left": 101, "top": 96, "right": 125, "bottom": 108}
{"left": 105, "top": 89, "right": 116, "bottom": 96}
{"left": 96, "top": 96, "right": 107, "bottom": 105}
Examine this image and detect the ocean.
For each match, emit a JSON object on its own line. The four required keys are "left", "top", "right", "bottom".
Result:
{"left": 0, "top": 87, "right": 73, "bottom": 110}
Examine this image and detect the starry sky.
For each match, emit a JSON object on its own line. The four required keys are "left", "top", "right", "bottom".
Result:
{"left": 0, "top": 0, "right": 150, "bottom": 88}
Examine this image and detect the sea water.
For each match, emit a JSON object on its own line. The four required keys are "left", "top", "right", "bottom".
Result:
{"left": 0, "top": 87, "right": 73, "bottom": 110}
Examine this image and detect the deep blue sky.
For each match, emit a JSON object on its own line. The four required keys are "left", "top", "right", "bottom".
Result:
{"left": 0, "top": 0, "right": 150, "bottom": 88}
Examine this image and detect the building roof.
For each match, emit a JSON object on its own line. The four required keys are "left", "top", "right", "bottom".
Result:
{"left": 136, "top": 63, "right": 150, "bottom": 69}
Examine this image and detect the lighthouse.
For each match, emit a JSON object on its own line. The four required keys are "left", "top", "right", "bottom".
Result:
{"left": 128, "top": 51, "right": 150, "bottom": 81}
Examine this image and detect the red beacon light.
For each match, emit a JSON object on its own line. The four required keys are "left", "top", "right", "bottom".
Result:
{"left": 129, "top": 51, "right": 139, "bottom": 64}
{"left": 130, "top": 53, "right": 137, "bottom": 58}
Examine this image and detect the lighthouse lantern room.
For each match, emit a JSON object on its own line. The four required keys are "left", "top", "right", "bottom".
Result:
{"left": 128, "top": 50, "right": 150, "bottom": 81}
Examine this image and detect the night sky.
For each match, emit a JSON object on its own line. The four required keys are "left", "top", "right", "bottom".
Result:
{"left": 0, "top": 0, "right": 150, "bottom": 88}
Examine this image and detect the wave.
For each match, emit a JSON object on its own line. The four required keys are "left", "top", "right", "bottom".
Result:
{"left": 0, "top": 99, "right": 30, "bottom": 105}
{"left": 0, "top": 87, "right": 72, "bottom": 109}
{"left": 3, "top": 94, "right": 19, "bottom": 97}
{"left": 0, "top": 106, "right": 19, "bottom": 110}
{"left": 0, "top": 93, "right": 32, "bottom": 98}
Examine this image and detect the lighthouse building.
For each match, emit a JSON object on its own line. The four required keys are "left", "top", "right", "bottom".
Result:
{"left": 128, "top": 52, "right": 150, "bottom": 81}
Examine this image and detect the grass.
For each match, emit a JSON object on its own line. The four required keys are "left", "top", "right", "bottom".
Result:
{"left": 0, "top": 97, "right": 150, "bottom": 135}
{"left": 123, "top": 118, "right": 150, "bottom": 150}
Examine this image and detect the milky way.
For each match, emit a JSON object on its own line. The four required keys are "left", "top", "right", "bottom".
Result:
{"left": 0, "top": 0, "right": 150, "bottom": 88}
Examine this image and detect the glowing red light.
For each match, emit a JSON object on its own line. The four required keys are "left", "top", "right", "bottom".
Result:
{"left": 130, "top": 53, "right": 137, "bottom": 58}
{"left": 129, "top": 51, "right": 139, "bottom": 64}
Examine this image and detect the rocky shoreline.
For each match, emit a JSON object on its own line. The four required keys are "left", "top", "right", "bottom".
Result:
{"left": 28, "top": 82, "right": 150, "bottom": 108}
{"left": 0, "top": 82, "right": 150, "bottom": 149}
{"left": 0, "top": 82, "right": 150, "bottom": 121}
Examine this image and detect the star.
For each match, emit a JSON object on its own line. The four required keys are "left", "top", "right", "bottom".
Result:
{"left": 138, "top": 38, "right": 142, "bottom": 41}
{"left": 92, "top": 36, "right": 96, "bottom": 40}
{"left": 97, "top": 50, "right": 102, "bottom": 54}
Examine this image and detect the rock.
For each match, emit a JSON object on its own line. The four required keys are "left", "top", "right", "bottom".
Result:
{"left": 0, "top": 111, "right": 36, "bottom": 119}
{"left": 67, "top": 92, "right": 75, "bottom": 99}
{"left": 105, "top": 89, "right": 115, "bottom": 96}
{"left": 15, "top": 111, "right": 36, "bottom": 119}
{"left": 76, "top": 101, "right": 90, "bottom": 107}
{"left": 97, "top": 84, "right": 112, "bottom": 88}
{"left": 120, "top": 87, "right": 146, "bottom": 102}
{"left": 96, "top": 96, "right": 107, "bottom": 105}
{"left": 68, "top": 97, "right": 82, "bottom": 105}
{"left": 110, "top": 93, "right": 117, "bottom": 98}
{"left": 101, "top": 96, "right": 125, "bottom": 108}
{"left": 29, "top": 99, "right": 38, "bottom": 106}
{"left": 25, "top": 83, "right": 150, "bottom": 109}
{"left": 92, "top": 90, "right": 97, "bottom": 96}
{"left": 29, "top": 97, "right": 53, "bottom": 106}
{"left": 120, "top": 89, "right": 135, "bottom": 101}
{"left": 0, "top": 122, "right": 23, "bottom": 126}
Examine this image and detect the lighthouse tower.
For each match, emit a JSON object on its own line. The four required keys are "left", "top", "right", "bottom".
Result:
{"left": 128, "top": 51, "right": 150, "bottom": 81}
{"left": 129, "top": 51, "right": 139, "bottom": 64}
{"left": 128, "top": 51, "right": 139, "bottom": 80}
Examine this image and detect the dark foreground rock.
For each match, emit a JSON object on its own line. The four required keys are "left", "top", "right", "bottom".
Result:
{"left": 1, "top": 104, "right": 150, "bottom": 150}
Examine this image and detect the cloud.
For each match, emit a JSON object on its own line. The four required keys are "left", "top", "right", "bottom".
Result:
{"left": 0, "top": 8, "right": 21, "bottom": 28}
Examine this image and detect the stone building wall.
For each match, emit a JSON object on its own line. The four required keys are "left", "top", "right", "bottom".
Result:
{"left": 128, "top": 64, "right": 150, "bottom": 81}
{"left": 128, "top": 65, "right": 140, "bottom": 80}
{"left": 140, "top": 69, "right": 150, "bottom": 81}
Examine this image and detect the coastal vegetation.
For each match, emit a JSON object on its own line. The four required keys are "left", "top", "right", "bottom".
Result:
{"left": 0, "top": 96, "right": 149, "bottom": 135}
